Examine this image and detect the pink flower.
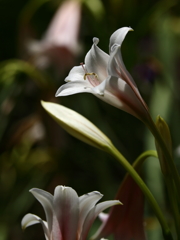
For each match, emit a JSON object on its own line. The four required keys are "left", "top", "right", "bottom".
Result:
{"left": 28, "top": 0, "right": 81, "bottom": 72}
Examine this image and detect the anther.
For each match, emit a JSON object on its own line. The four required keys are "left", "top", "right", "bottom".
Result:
{"left": 84, "top": 72, "right": 98, "bottom": 80}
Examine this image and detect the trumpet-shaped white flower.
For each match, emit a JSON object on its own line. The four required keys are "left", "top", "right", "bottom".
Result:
{"left": 56, "top": 27, "right": 149, "bottom": 121}
{"left": 21, "top": 185, "right": 120, "bottom": 240}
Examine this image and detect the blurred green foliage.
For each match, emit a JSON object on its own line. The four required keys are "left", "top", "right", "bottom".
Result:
{"left": 1, "top": 0, "right": 180, "bottom": 239}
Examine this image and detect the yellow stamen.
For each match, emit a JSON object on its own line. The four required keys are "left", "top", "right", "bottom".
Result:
{"left": 84, "top": 72, "right": 98, "bottom": 80}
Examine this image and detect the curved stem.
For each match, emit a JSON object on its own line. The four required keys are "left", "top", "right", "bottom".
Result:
{"left": 133, "top": 150, "right": 158, "bottom": 168}
{"left": 106, "top": 144, "right": 173, "bottom": 240}
{"left": 0, "top": 59, "right": 51, "bottom": 89}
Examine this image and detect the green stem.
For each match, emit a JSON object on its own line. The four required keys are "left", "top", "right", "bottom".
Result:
{"left": 137, "top": 151, "right": 180, "bottom": 238}
{"left": 133, "top": 150, "right": 158, "bottom": 168}
{"left": 107, "top": 144, "right": 173, "bottom": 240}
{"left": 146, "top": 116, "right": 180, "bottom": 201}
{"left": 166, "top": 177, "right": 180, "bottom": 240}
{"left": 0, "top": 59, "right": 51, "bottom": 89}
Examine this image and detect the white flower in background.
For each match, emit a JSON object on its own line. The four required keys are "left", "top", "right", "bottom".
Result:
{"left": 28, "top": 0, "right": 81, "bottom": 71}
{"left": 21, "top": 185, "right": 120, "bottom": 240}
{"left": 56, "top": 27, "right": 149, "bottom": 121}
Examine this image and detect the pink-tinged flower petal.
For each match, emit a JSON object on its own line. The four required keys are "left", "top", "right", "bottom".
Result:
{"left": 85, "top": 38, "right": 109, "bottom": 83}
{"left": 105, "top": 76, "right": 145, "bottom": 119}
{"left": 108, "top": 35, "right": 149, "bottom": 116}
{"left": 21, "top": 213, "right": 50, "bottom": 240}
{"left": 108, "top": 43, "right": 137, "bottom": 87}
{"left": 98, "top": 212, "right": 109, "bottom": 222}
{"left": 81, "top": 200, "right": 121, "bottom": 240}
{"left": 82, "top": 74, "right": 143, "bottom": 118}
{"left": 26, "top": 0, "right": 81, "bottom": 72}
{"left": 78, "top": 191, "right": 103, "bottom": 237}
{"left": 109, "top": 27, "right": 133, "bottom": 52}
{"left": 30, "top": 188, "right": 54, "bottom": 233}
{"left": 53, "top": 186, "right": 79, "bottom": 240}
{"left": 91, "top": 78, "right": 106, "bottom": 95}
{"left": 51, "top": 214, "right": 62, "bottom": 240}
{"left": 43, "top": 0, "right": 81, "bottom": 54}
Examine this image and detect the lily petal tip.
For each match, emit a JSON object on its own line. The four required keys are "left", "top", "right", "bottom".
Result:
{"left": 129, "top": 26, "right": 134, "bottom": 31}
{"left": 93, "top": 191, "right": 103, "bottom": 197}
{"left": 93, "top": 37, "right": 99, "bottom": 45}
{"left": 116, "top": 200, "right": 123, "bottom": 205}
{"left": 29, "top": 188, "right": 39, "bottom": 194}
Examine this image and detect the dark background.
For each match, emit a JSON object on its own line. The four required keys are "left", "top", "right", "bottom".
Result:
{"left": 1, "top": 0, "right": 180, "bottom": 239}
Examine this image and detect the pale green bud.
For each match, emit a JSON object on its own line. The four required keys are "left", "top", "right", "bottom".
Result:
{"left": 155, "top": 115, "right": 172, "bottom": 175}
{"left": 41, "top": 101, "right": 113, "bottom": 151}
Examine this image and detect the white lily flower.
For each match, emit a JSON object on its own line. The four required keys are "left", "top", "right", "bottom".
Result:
{"left": 21, "top": 186, "right": 120, "bottom": 240}
{"left": 56, "top": 27, "right": 149, "bottom": 121}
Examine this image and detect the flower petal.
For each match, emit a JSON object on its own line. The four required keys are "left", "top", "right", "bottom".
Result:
{"left": 108, "top": 44, "right": 136, "bottom": 87}
{"left": 30, "top": 188, "right": 54, "bottom": 233}
{"left": 92, "top": 78, "right": 106, "bottom": 95}
{"left": 98, "top": 212, "right": 109, "bottom": 222}
{"left": 55, "top": 81, "right": 92, "bottom": 96}
{"left": 53, "top": 186, "right": 79, "bottom": 240}
{"left": 108, "top": 34, "right": 149, "bottom": 116}
{"left": 106, "top": 76, "right": 148, "bottom": 120}
{"left": 78, "top": 191, "right": 103, "bottom": 237}
{"left": 21, "top": 214, "right": 50, "bottom": 240}
{"left": 108, "top": 27, "right": 145, "bottom": 110}
{"left": 43, "top": 0, "right": 81, "bottom": 54}
{"left": 100, "top": 76, "right": 137, "bottom": 116}
{"left": 85, "top": 75, "right": 141, "bottom": 117}
{"left": 41, "top": 101, "right": 113, "bottom": 151}
{"left": 109, "top": 27, "right": 133, "bottom": 52}
{"left": 80, "top": 200, "right": 121, "bottom": 240}
{"left": 64, "top": 66, "right": 85, "bottom": 82}
{"left": 85, "top": 38, "right": 109, "bottom": 83}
